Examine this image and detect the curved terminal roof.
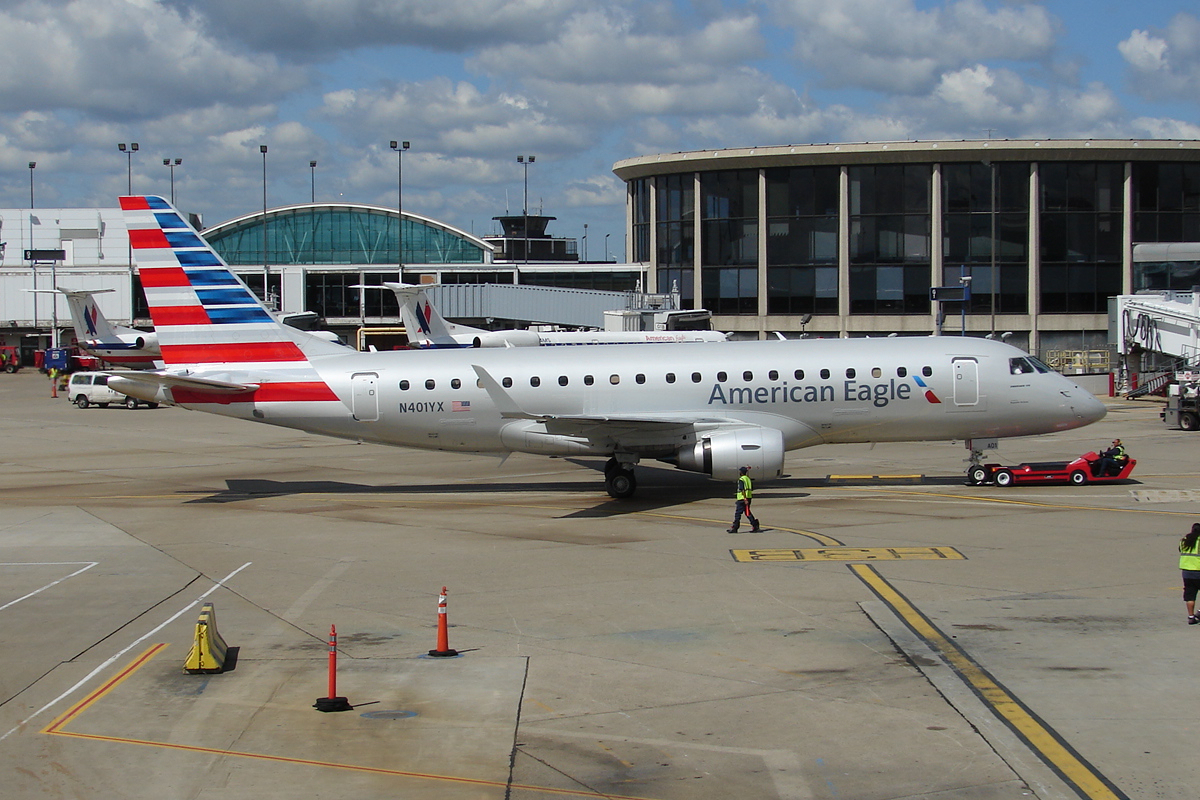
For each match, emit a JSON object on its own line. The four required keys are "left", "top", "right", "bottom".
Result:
{"left": 202, "top": 202, "right": 492, "bottom": 266}
{"left": 613, "top": 139, "right": 1200, "bottom": 180}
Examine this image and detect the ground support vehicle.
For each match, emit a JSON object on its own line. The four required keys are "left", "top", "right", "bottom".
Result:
{"left": 68, "top": 372, "right": 159, "bottom": 409}
{"left": 1162, "top": 382, "right": 1200, "bottom": 430}
{"left": 967, "top": 451, "right": 1136, "bottom": 487}
{"left": 0, "top": 345, "right": 19, "bottom": 373}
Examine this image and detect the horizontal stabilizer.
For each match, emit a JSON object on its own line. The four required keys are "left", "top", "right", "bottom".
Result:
{"left": 107, "top": 371, "right": 258, "bottom": 396}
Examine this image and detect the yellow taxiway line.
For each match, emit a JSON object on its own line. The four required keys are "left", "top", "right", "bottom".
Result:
{"left": 851, "top": 563, "right": 1128, "bottom": 800}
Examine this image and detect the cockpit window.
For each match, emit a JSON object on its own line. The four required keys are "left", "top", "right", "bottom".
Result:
{"left": 1010, "top": 357, "right": 1052, "bottom": 375}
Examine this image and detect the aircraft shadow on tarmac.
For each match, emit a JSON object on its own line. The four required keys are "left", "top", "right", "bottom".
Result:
{"left": 180, "top": 460, "right": 1057, "bottom": 517}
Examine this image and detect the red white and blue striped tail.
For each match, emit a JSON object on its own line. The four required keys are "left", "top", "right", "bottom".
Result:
{"left": 119, "top": 195, "right": 343, "bottom": 371}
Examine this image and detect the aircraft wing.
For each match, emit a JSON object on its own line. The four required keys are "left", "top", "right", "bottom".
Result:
{"left": 472, "top": 364, "right": 736, "bottom": 439}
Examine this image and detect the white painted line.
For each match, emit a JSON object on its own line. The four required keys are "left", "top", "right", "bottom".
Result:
{"left": 0, "top": 562, "right": 251, "bottom": 742}
{"left": 0, "top": 562, "right": 98, "bottom": 612}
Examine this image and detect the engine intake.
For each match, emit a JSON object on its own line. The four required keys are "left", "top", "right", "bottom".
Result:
{"left": 675, "top": 427, "right": 784, "bottom": 480}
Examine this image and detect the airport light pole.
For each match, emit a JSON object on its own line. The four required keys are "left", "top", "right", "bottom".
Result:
{"left": 118, "top": 142, "right": 138, "bottom": 193}
{"left": 162, "top": 157, "right": 181, "bottom": 205}
{"left": 261, "top": 144, "right": 270, "bottom": 307}
{"left": 390, "top": 141, "right": 409, "bottom": 280}
{"left": 310, "top": 160, "right": 317, "bottom": 203}
{"left": 29, "top": 161, "right": 36, "bottom": 341}
{"left": 517, "top": 155, "right": 534, "bottom": 266}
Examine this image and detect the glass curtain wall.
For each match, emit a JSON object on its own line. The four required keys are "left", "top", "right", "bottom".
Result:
{"left": 1038, "top": 163, "right": 1123, "bottom": 313}
{"left": 631, "top": 179, "right": 651, "bottom": 264}
{"left": 765, "top": 166, "right": 839, "bottom": 315}
{"left": 848, "top": 165, "right": 932, "bottom": 314}
{"left": 1133, "top": 163, "right": 1200, "bottom": 244}
{"left": 700, "top": 170, "right": 759, "bottom": 314}
{"left": 207, "top": 207, "right": 485, "bottom": 266}
{"left": 941, "top": 162, "right": 1029, "bottom": 314}
{"left": 655, "top": 173, "right": 694, "bottom": 301}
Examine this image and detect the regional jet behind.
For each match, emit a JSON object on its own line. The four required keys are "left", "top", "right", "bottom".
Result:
{"left": 110, "top": 196, "right": 1107, "bottom": 498}
{"left": 391, "top": 283, "right": 728, "bottom": 348}
{"left": 48, "top": 288, "right": 161, "bottom": 369}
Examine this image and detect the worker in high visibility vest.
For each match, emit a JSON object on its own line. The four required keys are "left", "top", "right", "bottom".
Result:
{"left": 727, "top": 466, "right": 761, "bottom": 534}
{"left": 1180, "top": 522, "right": 1200, "bottom": 624}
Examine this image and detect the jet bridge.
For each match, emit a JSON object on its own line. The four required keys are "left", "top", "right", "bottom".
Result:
{"left": 1115, "top": 291, "right": 1200, "bottom": 363}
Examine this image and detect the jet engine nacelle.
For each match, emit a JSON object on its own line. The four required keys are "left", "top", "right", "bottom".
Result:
{"left": 472, "top": 330, "right": 542, "bottom": 348}
{"left": 675, "top": 427, "right": 784, "bottom": 481}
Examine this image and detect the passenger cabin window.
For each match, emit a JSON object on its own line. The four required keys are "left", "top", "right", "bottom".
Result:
{"left": 399, "top": 380, "right": 410, "bottom": 390}
{"left": 871, "top": 368, "right": 881, "bottom": 378}
{"left": 794, "top": 369, "right": 804, "bottom": 380}
{"left": 425, "top": 379, "right": 435, "bottom": 390}
{"left": 558, "top": 376, "right": 569, "bottom": 386}
{"left": 610, "top": 374, "right": 620, "bottom": 385}
{"left": 846, "top": 368, "right": 856, "bottom": 379}
{"left": 691, "top": 372, "right": 702, "bottom": 383}
{"left": 502, "top": 377, "right": 513, "bottom": 388}
{"left": 897, "top": 367, "right": 907, "bottom": 378}
{"left": 820, "top": 369, "right": 830, "bottom": 380}
{"left": 635, "top": 374, "right": 646, "bottom": 384}
{"left": 922, "top": 366, "right": 932, "bottom": 377}
{"left": 584, "top": 375, "right": 594, "bottom": 386}
{"left": 530, "top": 376, "right": 541, "bottom": 387}
{"left": 451, "top": 378, "right": 461, "bottom": 389}
{"left": 717, "top": 371, "right": 727, "bottom": 382}
{"left": 743, "top": 371, "right": 753, "bottom": 381}
{"left": 769, "top": 370, "right": 778, "bottom": 380}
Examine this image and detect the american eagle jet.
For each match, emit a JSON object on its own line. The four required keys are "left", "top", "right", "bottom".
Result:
{"left": 109, "top": 196, "right": 1107, "bottom": 498}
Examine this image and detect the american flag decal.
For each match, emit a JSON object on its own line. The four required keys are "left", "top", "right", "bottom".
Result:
{"left": 452, "top": 400, "right": 471, "bottom": 412}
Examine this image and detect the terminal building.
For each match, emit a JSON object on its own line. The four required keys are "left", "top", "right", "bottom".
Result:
{"left": 4, "top": 138, "right": 1200, "bottom": 369}
{"left": 613, "top": 138, "right": 1200, "bottom": 357}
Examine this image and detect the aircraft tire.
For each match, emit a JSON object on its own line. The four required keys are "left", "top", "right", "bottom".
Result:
{"left": 967, "top": 466, "right": 988, "bottom": 485}
{"left": 1070, "top": 470, "right": 1088, "bottom": 486}
{"left": 74, "top": 396, "right": 89, "bottom": 409}
{"left": 605, "top": 469, "right": 637, "bottom": 499}
{"left": 993, "top": 469, "right": 1014, "bottom": 487}
{"left": 1181, "top": 412, "right": 1200, "bottom": 431}
{"left": 125, "top": 397, "right": 139, "bottom": 409}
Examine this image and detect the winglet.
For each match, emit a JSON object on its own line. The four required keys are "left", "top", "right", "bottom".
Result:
{"left": 472, "top": 364, "right": 535, "bottom": 419}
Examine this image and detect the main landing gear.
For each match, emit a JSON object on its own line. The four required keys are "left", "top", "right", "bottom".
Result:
{"left": 604, "top": 457, "right": 638, "bottom": 499}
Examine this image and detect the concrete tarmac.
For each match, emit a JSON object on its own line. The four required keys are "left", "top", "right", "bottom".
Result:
{"left": 0, "top": 369, "right": 1191, "bottom": 799}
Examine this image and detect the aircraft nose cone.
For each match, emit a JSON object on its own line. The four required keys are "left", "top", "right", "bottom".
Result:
{"left": 1073, "top": 391, "right": 1108, "bottom": 425}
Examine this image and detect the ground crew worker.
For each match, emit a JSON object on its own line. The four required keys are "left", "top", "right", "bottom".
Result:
{"left": 48, "top": 367, "right": 59, "bottom": 398}
{"left": 1180, "top": 523, "right": 1200, "bottom": 625}
{"left": 1096, "top": 438, "right": 1128, "bottom": 476}
{"left": 727, "top": 466, "right": 761, "bottom": 533}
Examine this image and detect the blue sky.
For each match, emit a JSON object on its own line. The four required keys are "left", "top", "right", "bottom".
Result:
{"left": 0, "top": 0, "right": 1197, "bottom": 260}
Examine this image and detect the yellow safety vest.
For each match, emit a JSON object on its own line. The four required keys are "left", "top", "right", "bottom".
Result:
{"left": 737, "top": 474, "right": 753, "bottom": 501}
{"left": 1179, "top": 538, "right": 1200, "bottom": 571}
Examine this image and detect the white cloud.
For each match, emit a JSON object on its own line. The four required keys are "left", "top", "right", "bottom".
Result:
{"left": 1120, "top": 13, "right": 1200, "bottom": 100}
{"left": 896, "top": 65, "right": 1122, "bottom": 138}
{"left": 165, "top": 0, "right": 579, "bottom": 57}
{"left": 471, "top": 8, "right": 763, "bottom": 86}
{"left": 0, "top": 0, "right": 301, "bottom": 118}
{"left": 770, "top": 0, "right": 1057, "bottom": 93}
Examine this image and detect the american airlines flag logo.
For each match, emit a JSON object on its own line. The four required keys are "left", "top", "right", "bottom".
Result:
{"left": 452, "top": 400, "right": 471, "bottom": 412}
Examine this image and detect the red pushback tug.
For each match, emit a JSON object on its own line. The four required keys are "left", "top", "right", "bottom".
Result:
{"left": 968, "top": 451, "right": 1136, "bottom": 487}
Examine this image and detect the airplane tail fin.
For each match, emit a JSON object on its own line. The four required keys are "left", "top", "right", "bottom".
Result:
{"left": 386, "top": 282, "right": 484, "bottom": 348}
{"left": 57, "top": 289, "right": 121, "bottom": 341}
{"left": 119, "top": 195, "right": 345, "bottom": 369}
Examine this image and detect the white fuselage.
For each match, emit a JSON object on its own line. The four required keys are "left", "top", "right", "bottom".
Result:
{"left": 173, "top": 337, "right": 1105, "bottom": 459}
